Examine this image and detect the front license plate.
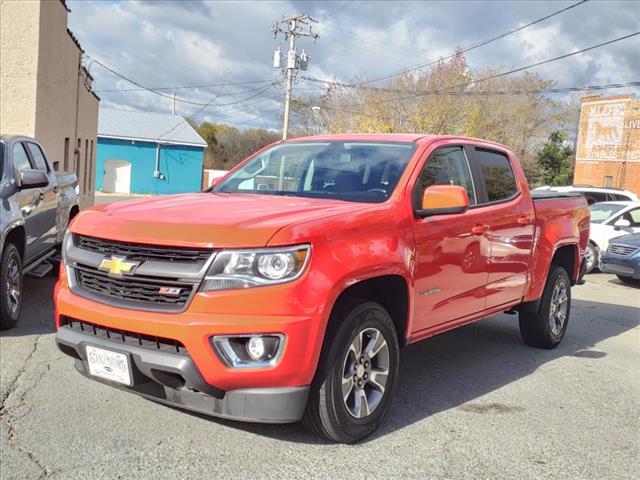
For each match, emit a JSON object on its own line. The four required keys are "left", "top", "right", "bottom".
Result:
{"left": 86, "top": 345, "right": 132, "bottom": 386}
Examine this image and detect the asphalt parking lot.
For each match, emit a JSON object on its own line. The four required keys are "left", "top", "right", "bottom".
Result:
{"left": 1, "top": 271, "right": 638, "bottom": 479}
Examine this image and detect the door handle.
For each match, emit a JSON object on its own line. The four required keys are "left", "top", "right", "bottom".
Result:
{"left": 53, "top": 186, "right": 59, "bottom": 194}
{"left": 38, "top": 192, "right": 45, "bottom": 201}
{"left": 471, "top": 224, "right": 490, "bottom": 235}
{"left": 21, "top": 205, "right": 35, "bottom": 216}
{"left": 517, "top": 215, "right": 531, "bottom": 226}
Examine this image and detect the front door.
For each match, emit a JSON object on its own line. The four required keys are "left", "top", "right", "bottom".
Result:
{"left": 411, "top": 144, "right": 490, "bottom": 333}
{"left": 11, "top": 142, "right": 52, "bottom": 259}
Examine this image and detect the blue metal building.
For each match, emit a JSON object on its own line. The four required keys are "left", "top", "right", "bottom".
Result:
{"left": 96, "top": 109, "right": 207, "bottom": 195}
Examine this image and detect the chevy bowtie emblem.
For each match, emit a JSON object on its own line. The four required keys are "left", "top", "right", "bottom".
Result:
{"left": 98, "top": 256, "right": 139, "bottom": 278}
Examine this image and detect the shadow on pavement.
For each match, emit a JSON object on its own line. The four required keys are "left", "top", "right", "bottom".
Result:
{"left": 3, "top": 272, "right": 639, "bottom": 445}
{"left": 0, "top": 275, "right": 58, "bottom": 337}
{"left": 189, "top": 298, "right": 638, "bottom": 444}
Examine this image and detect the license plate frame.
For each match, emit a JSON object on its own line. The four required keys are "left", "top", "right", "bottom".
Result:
{"left": 86, "top": 345, "right": 133, "bottom": 386}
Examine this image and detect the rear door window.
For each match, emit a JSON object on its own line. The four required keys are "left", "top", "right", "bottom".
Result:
{"left": 583, "top": 192, "right": 607, "bottom": 205}
{"left": 25, "top": 143, "right": 49, "bottom": 172}
{"left": 475, "top": 148, "right": 518, "bottom": 203}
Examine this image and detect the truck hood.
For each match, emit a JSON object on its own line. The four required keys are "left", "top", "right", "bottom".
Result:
{"left": 71, "top": 193, "right": 371, "bottom": 248}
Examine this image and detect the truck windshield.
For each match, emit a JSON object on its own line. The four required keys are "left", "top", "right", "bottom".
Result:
{"left": 215, "top": 141, "right": 417, "bottom": 203}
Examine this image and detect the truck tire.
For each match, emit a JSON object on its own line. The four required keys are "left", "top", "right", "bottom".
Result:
{"left": 519, "top": 265, "right": 571, "bottom": 349}
{"left": 1, "top": 244, "right": 23, "bottom": 330}
{"left": 303, "top": 301, "right": 399, "bottom": 443}
{"left": 584, "top": 243, "right": 598, "bottom": 274}
{"left": 616, "top": 274, "right": 639, "bottom": 286}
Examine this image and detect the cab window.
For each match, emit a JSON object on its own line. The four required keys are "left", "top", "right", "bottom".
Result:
{"left": 13, "top": 143, "right": 32, "bottom": 174}
{"left": 475, "top": 149, "right": 518, "bottom": 203}
{"left": 26, "top": 143, "right": 49, "bottom": 172}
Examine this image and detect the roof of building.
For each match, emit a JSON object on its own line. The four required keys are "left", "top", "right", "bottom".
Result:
{"left": 98, "top": 109, "right": 207, "bottom": 147}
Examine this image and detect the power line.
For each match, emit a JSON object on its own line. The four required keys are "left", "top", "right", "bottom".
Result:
{"left": 94, "top": 79, "right": 274, "bottom": 93}
{"left": 294, "top": 82, "right": 640, "bottom": 122}
{"left": 319, "top": 0, "right": 354, "bottom": 23}
{"left": 303, "top": 31, "right": 640, "bottom": 106}
{"left": 302, "top": 78, "right": 640, "bottom": 97}
{"left": 337, "top": 0, "right": 590, "bottom": 86}
{"left": 87, "top": 55, "right": 278, "bottom": 107}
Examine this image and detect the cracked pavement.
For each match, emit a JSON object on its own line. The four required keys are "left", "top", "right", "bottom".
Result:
{"left": 1, "top": 272, "right": 638, "bottom": 479}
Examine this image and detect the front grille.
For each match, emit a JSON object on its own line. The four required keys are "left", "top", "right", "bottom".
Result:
{"left": 75, "top": 265, "right": 193, "bottom": 310}
{"left": 75, "top": 235, "right": 212, "bottom": 263}
{"left": 608, "top": 244, "right": 637, "bottom": 256}
{"left": 60, "top": 316, "right": 187, "bottom": 354}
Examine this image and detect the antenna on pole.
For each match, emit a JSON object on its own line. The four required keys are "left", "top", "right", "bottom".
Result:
{"left": 271, "top": 14, "right": 319, "bottom": 139}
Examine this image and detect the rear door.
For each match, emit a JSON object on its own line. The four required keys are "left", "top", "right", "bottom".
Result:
{"left": 469, "top": 147, "right": 535, "bottom": 309}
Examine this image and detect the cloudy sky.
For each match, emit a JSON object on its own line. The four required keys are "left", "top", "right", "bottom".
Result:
{"left": 67, "top": 0, "right": 640, "bottom": 131}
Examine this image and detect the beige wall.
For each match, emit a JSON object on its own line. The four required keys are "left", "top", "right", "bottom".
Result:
{"left": 0, "top": 0, "right": 40, "bottom": 136}
{"left": 0, "top": 0, "right": 99, "bottom": 208}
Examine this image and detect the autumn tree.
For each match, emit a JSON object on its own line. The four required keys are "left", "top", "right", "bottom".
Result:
{"left": 293, "top": 51, "right": 572, "bottom": 182}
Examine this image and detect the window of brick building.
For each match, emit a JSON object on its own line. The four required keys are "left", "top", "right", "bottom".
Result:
{"left": 603, "top": 176, "right": 613, "bottom": 188}
{"left": 64, "top": 137, "right": 70, "bottom": 170}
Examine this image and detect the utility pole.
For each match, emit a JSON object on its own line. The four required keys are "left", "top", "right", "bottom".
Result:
{"left": 272, "top": 14, "right": 318, "bottom": 139}
{"left": 172, "top": 91, "right": 176, "bottom": 115}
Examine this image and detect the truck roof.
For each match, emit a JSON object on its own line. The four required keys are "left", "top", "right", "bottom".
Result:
{"left": 286, "top": 133, "right": 510, "bottom": 149}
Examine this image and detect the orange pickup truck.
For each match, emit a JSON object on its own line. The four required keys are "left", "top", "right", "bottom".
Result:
{"left": 55, "top": 134, "right": 589, "bottom": 442}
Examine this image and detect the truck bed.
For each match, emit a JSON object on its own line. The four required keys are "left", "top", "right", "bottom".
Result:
{"left": 524, "top": 193, "right": 590, "bottom": 301}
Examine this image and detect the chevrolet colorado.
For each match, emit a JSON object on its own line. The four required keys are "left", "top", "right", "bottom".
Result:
{"left": 55, "top": 134, "right": 589, "bottom": 442}
{"left": 1, "top": 135, "right": 79, "bottom": 328}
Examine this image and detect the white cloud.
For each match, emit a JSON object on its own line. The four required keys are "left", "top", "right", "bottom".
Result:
{"left": 68, "top": 0, "right": 640, "bottom": 131}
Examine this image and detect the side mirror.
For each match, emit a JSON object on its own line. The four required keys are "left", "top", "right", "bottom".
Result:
{"left": 613, "top": 218, "right": 631, "bottom": 230}
{"left": 19, "top": 169, "right": 49, "bottom": 189}
{"left": 416, "top": 185, "right": 470, "bottom": 218}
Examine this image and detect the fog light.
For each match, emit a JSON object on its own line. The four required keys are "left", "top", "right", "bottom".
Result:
{"left": 211, "top": 334, "right": 284, "bottom": 368}
{"left": 247, "top": 336, "right": 266, "bottom": 360}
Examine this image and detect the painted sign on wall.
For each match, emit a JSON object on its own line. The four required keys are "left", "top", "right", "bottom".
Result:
{"left": 584, "top": 101, "right": 626, "bottom": 160}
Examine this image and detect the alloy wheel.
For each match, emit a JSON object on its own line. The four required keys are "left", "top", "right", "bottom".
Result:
{"left": 548, "top": 279, "right": 568, "bottom": 336}
{"left": 341, "top": 327, "right": 390, "bottom": 419}
{"left": 5, "top": 256, "right": 21, "bottom": 316}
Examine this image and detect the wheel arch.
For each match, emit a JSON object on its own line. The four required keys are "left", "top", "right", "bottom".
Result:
{"left": 518, "top": 243, "right": 578, "bottom": 314}
{"left": 2, "top": 226, "right": 26, "bottom": 261}
{"left": 325, "top": 274, "right": 410, "bottom": 348}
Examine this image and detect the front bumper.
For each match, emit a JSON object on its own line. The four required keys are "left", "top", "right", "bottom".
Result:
{"left": 600, "top": 259, "right": 640, "bottom": 279}
{"left": 55, "top": 326, "right": 309, "bottom": 423}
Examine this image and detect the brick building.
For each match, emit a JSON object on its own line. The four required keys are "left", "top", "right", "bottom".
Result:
{"left": 574, "top": 95, "right": 640, "bottom": 196}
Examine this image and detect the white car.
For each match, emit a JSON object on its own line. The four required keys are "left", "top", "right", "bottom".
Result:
{"left": 533, "top": 186, "right": 639, "bottom": 205}
{"left": 585, "top": 201, "right": 640, "bottom": 273}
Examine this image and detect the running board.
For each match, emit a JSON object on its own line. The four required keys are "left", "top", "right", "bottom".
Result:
{"left": 24, "top": 249, "right": 57, "bottom": 277}
{"left": 25, "top": 261, "right": 54, "bottom": 278}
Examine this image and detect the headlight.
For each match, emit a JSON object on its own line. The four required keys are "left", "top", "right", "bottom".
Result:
{"left": 201, "top": 245, "right": 310, "bottom": 291}
{"left": 61, "top": 230, "right": 73, "bottom": 265}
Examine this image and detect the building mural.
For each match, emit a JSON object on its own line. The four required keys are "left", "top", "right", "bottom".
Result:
{"left": 574, "top": 95, "right": 640, "bottom": 195}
